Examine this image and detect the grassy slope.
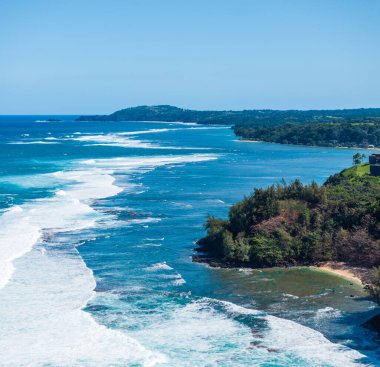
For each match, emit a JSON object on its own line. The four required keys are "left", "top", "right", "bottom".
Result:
{"left": 342, "top": 163, "right": 370, "bottom": 177}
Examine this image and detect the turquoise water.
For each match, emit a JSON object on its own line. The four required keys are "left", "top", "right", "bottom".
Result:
{"left": 0, "top": 116, "right": 379, "bottom": 366}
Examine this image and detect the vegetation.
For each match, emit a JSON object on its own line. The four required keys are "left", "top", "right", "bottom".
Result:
{"left": 371, "top": 267, "right": 380, "bottom": 301}
{"left": 196, "top": 164, "right": 380, "bottom": 280}
{"left": 77, "top": 105, "right": 380, "bottom": 128}
{"left": 353, "top": 152, "right": 366, "bottom": 166}
{"left": 234, "top": 121, "right": 380, "bottom": 148}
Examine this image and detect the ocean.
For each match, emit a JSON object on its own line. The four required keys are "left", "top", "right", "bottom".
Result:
{"left": 0, "top": 116, "right": 379, "bottom": 366}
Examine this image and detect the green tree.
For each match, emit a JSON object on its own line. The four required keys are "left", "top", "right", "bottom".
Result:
{"left": 352, "top": 152, "right": 366, "bottom": 166}
{"left": 221, "top": 230, "right": 236, "bottom": 259}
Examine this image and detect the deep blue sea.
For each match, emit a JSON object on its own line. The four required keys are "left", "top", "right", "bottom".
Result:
{"left": 0, "top": 116, "right": 379, "bottom": 366}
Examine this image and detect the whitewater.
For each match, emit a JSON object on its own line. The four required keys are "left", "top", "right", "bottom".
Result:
{"left": 0, "top": 153, "right": 217, "bottom": 366}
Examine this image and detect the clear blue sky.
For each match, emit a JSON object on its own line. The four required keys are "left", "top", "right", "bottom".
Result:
{"left": 0, "top": 0, "right": 379, "bottom": 114}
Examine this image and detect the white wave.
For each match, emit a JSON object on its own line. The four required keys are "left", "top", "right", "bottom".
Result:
{"left": 0, "top": 207, "right": 40, "bottom": 289}
{"left": 129, "top": 299, "right": 255, "bottom": 366}
{"left": 282, "top": 293, "right": 300, "bottom": 299}
{"left": 171, "top": 276, "right": 186, "bottom": 286}
{"left": 136, "top": 243, "right": 162, "bottom": 247}
{"left": 187, "top": 126, "right": 230, "bottom": 130}
{"left": 0, "top": 168, "right": 114, "bottom": 290}
{"left": 125, "top": 296, "right": 368, "bottom": 366}
{"left": 171, "top": 202, "right": 193, "bottom": 209}
{"left": 132, "top": 120, "right": 199, "bottom": 126}
{"left": 145, "top": 262, "right": 173, "bottom": 271}
{"left": 314, "top": 306, "right": 342, "bottom": 320}
{"left": 237, "top": 267, "right": 253, "bottom": 274}
{"left": 34, "top": 119, "right": 63, "bottom": 123}
{"left": 73, "top": 133, "right": 160, "bottom": 149}
{"left": 82, "top": 154, "right": 218, "bottom": 172}
{"left": 118, "top": 126, "right": 229, "bottom": 136}
{"left": 213, "top": 199, "right": 226, "bottom": 204}
{"left": 53, "top": 168, "right": 122, "bottom": 201}
{"left": 159, "top": 274, "right": 182, "bottom": 279}
{"left": 7, "top": 141, "right": 60, "bottom": 145}
{"left": 118, "top": 128, "right": 171, "bottom": 135}
{"left": 216, "top": 299, "right": 262, "bottom": 316}
{"left": 128, "top": 217, "right": 161, "bottom": 225}
{"left": 214, "top": 299, "right": 366, "bottom": 366}
{"left": 70, "top": 132, "right": 212, "bottom": 150}
{"left": 157, "top": 272, "right": 187, "bottom": 286}
{"left": 0, "top": 177, "right": 112, "bottom": 290}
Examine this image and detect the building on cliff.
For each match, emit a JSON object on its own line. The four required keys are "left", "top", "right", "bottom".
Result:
{"left": 369, "top": 154, "right": 380, "bottom": 176}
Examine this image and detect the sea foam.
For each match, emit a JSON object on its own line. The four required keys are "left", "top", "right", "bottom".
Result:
{"left": 0, "top": 165, "right": 166, "bottom": 366}
{"left": 0, "top": 207, "right": 40, "bottom": 289}
{"left": 145, "top": 262, "right": 174, "bottom": 271}
{"left": 71, "top": 132, "right": 212, "bottom": 150}
{"left": 264, "top": 315, "right": 365, "bottom": 366}
{"left": 0, "top": 152, "right": 219, "bottom": 365}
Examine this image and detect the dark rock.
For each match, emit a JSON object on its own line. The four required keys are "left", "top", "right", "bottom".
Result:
{"left": 363, "top": 313, "right": 380, "bottom": 334}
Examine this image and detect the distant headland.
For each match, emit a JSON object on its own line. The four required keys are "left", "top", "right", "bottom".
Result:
{"left": 77, "top": 104, "right": 380, "bottom": 125}
{"left": 77, "top": 105, "right": 380, "bottom": 149}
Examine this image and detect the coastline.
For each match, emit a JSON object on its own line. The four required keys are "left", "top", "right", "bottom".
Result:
{"left": 235, "top": 138, "right": 380, "bottom": 151}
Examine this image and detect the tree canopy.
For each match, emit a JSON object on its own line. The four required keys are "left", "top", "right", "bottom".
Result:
{"left": 234, "top": 122, "right": 380, "bottom": 147}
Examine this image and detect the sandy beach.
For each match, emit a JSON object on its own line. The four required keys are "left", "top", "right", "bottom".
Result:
{"left": 311, "top": 261, "right": 371, "bottom": 285}
{"left": 235, "top": 139, "right": 262, "bottom": 143}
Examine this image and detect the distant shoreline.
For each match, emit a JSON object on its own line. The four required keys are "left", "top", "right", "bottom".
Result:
{"left": 236, "top": 138, "right": 380, "bottom": 151}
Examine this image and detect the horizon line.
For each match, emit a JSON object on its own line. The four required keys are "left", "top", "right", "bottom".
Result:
{"left": 1, "top": 104, "right": 380, "bottom": 116}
